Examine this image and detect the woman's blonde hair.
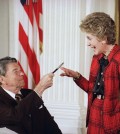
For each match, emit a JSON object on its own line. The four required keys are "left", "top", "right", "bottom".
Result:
{"left": 80, "top": 12, "right": 116, "bottom": 44}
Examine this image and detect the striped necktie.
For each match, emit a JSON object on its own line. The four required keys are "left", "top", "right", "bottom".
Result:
{"left": 15, "top": 94, "right": 23, "bottom": 102}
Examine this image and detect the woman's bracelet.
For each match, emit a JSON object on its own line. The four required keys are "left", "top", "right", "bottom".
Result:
{"left": 73, "top": 72, "right": 80, "bottom": 81}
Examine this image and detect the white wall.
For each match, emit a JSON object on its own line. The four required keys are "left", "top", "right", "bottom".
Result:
{"left": 0, "top": 0, "right": 9, "bottom": 57}
{"left": 0, "top": 0, "right": 115, "bottom": 134}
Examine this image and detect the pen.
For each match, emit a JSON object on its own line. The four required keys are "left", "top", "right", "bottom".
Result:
{"left": 52, "top": 62, "right": 64, "bottom": 73}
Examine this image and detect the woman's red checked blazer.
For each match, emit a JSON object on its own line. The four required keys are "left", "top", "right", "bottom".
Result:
{"left": 74, "top": 45, "right": 120, "bottom": 133}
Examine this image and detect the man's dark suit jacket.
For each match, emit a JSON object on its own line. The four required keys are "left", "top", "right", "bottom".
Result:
{"left": 0, "top": 86, "right": 62, "bottom": 134}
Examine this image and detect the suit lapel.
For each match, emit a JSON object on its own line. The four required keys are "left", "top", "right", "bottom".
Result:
{"left": 0, "top": 87, "right": 32, "bottom": 105}
{"left": 0, "top": 86, "right": 17, "bottom": 105}
{"left": 20, "top": 88, "right": 32, "bottom": 97}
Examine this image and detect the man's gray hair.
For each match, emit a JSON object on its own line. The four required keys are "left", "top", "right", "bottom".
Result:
{"left": 0, "top": 56, "right": 17, "bottom": 76}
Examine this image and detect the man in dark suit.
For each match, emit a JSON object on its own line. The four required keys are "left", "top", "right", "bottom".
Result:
{"left": 0, "top": 56, "right": 62, "bottom": 134}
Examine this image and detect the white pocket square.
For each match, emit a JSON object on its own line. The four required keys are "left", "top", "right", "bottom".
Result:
{"left": 39, "top": 105, "right": 43, "bottom": 109}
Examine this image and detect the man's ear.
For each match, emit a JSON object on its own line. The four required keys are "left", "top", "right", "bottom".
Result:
{"left": 0, "top": 76, "right": 6, "bottom": 85}
{"left": 0, "top": 76, "right": 3, "bottom": 83}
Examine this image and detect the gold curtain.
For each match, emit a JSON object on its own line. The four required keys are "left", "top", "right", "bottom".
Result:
{"left": 115, "top": 0, "right": 120, "bottom": 44}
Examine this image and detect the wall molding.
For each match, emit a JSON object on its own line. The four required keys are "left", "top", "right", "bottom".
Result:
{"left": 45, "top": 102, "right": 87, "bottom": 134}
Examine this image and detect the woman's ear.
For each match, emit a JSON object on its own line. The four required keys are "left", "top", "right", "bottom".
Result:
{"left": 101, "top": 40, "right": 106, "bottom": 44}
{"left": 101, "top": 36, "right": 107, "bottom": 44}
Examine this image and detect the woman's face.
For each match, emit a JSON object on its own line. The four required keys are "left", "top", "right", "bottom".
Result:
{"left": 86, "top": 33, "right": 106, "bottom": 55}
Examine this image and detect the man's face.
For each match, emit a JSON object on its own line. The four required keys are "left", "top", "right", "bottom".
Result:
{"left": 1, "top": 62, "right": 25, "bottom": 93}
{"left": 86, "top": 33, "right": 106, "bottom": 55}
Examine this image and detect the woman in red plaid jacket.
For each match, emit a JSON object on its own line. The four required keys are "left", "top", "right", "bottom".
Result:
{"left": 60, "top": 12, "right": 120, "bottom": 134}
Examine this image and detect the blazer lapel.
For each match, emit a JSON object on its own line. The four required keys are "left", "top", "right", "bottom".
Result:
{"left": 0, "top": 86, "right": 17, "bottom": 105}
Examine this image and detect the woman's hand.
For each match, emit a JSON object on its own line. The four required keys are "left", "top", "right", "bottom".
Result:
{"left": 60, "top": 67, "right": 80, "bottom": 78}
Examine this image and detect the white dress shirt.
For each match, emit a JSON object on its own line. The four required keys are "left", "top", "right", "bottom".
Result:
{"left": 2, "top": 88, "right": 16, "bottom": 100}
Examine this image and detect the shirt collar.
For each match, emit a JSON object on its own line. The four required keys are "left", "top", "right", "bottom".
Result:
{"left": 94, "top": 45, "right": 120, "bottom": 62}
{"left": 107, "top": 44, "right": 120, "bottom": 62}
{"left": 2, "top": 88, "right": 16, "bottom": 100}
